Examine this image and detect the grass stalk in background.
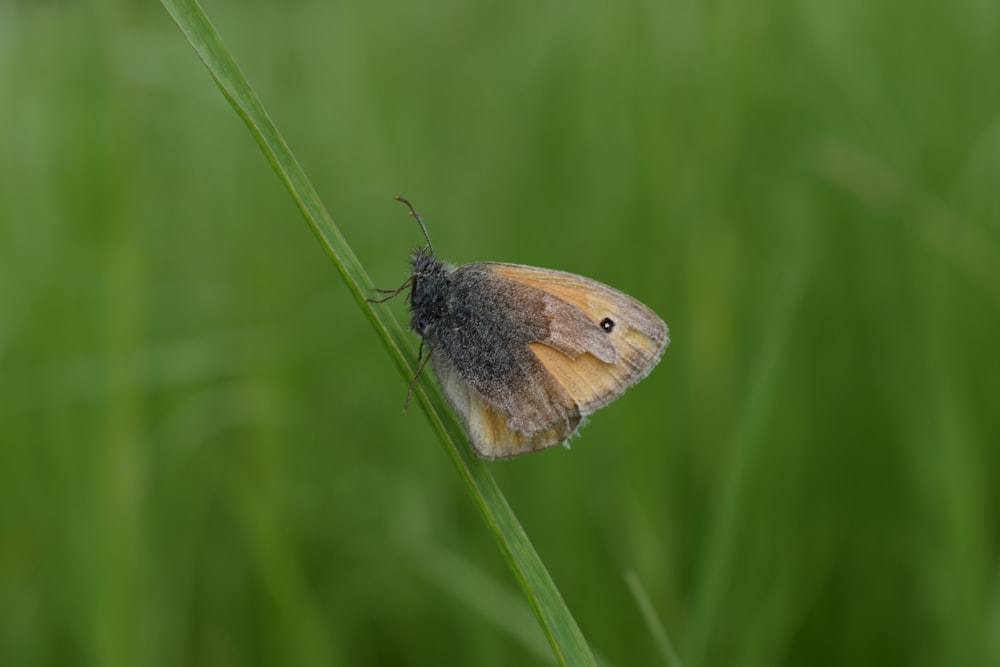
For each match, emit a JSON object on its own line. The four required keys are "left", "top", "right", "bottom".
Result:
{"left": 624, "top": 571, "right": 684, "bottom": 667}
{"left": 158, "top": 0, "right": 597, "bottom": 663}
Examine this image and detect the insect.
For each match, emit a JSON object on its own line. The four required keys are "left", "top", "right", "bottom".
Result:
{"left": 372, "top": 197, "right": 669, "bottom": 459}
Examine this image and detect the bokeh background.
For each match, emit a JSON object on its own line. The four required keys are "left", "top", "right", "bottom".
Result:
{"left": 2, "top": 0, "right": 999, "bottom": 665}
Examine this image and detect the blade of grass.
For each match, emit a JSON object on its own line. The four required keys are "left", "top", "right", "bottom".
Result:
{"left": 158, "top": 0, "right": 597, "bottom": 664}
{"left": 687, "top": 265, "right": 809, "bottom": 665}
{"left": 624, "top": 571, "right": 684, "bottom": 667}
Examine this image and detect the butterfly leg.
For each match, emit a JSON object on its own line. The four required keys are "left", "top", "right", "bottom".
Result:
{"left": 404, "top": 350, "right": 433, "bottom": 411}
{"left": 367, "top": 275, "right": 414, "bottom": 303}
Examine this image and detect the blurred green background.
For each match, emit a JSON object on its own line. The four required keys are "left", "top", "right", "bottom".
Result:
{"left": 2, "top": 0, "right": 999, "bottom": 665}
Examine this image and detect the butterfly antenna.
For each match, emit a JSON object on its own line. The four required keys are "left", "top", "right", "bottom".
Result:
{"left": 395, "top": 196, "right": 434, "bottom": 255}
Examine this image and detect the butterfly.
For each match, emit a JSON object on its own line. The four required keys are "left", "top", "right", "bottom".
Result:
{"left": 372, "top": 197, "right": 669, "bottom": 459}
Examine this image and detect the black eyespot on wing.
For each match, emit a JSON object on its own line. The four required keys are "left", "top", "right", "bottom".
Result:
{"left": 600, "top": 317, "right": 615, "bottom": 333}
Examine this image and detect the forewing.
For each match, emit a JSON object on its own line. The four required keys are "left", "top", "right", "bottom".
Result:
{"left": 484, "top": 262, "right": 669, "bottom": 414}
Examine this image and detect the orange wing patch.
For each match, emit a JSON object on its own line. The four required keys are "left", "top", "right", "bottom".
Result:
{"left": 487, "top": 263, "right": 668, "bottom": 414}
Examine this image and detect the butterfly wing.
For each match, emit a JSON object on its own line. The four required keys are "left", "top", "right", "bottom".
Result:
{"left": 425, "top": 262, "right": 667, "bottom": 459}
{"left": 421, "top": 263, "right": 584, "bottom": 458}
{"left": 483, "top": 262, "right": 669, "bottom": 414}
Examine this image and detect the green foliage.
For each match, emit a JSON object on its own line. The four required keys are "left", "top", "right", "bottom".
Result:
{"left": 2, "top": 0, "right": 998, "bottom": 665}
